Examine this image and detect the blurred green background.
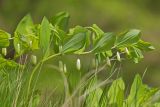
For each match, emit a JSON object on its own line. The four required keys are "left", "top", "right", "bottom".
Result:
{"left": 0, "top": 0, "right": 160, "bottom": 87}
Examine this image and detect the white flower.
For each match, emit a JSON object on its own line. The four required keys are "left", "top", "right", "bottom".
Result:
{"left": 76, "top": 58, "right": 81, "bottom": 70}
{"left": 125, "top": 47, "right": 130, "bottom": 55}
{"left": 2, "top": 48, "right": 7, "bottom": 56}
{"left": 117, "top": 52, "right": 121, "bottom": 61}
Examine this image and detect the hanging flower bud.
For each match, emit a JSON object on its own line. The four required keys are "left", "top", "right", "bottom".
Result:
{"left": 76, "top": 58, "right": 81, "bottom": 71}
{"left": 125, "top": 47, "right": 130, "bottom": 55}
{"left": 2, "top": 48, "right": 7, "bottom": 56}
{"left": 31, "top": 55, "right": 37, "bottom": 65}
{"left": 106, "top": 57, "right": 111, "bottom": 66}
{"left": 63, "top": 64, "right": 67, "bottom": 73}
{"left": 59, "top": 61, "right": 63, "bottom": 72}
{"left": 117, "top": 52, "right": 121, "bottom": 62}
{"left": 17, "top": 43, "right": 20, "bottom": 54}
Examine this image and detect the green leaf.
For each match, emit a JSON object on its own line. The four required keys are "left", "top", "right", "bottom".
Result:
{"left": 67, "top": 26, "right": 90, "bottom": 53}
{"left": 68, "top": 26, "right": 89, "bottom": 37}
{"left": 85, "top": 77, "right": 103, "bottom": 107}
{"left": 0, "top": 56, "right": 19, "bottom": 70}
{"left": 14, "top": 14, "right": 38, "bottom": 55}
{"left": 115, "top": 29, "right": 141, "bottom": 47}
{"left": 135, "top": 40, "right": 155, "bottom": 51}
{"left": 99, "top": 86, "right": 109, "bottom": 107}
{"left": 15, "top": 14, "right": 33, "bottom": 35}
{"left": 94, "top": 51, "right": 113, "bottom": 63}
{"left": 93, "top": 32, "right": 116, "bottom": 53}
{"left": 51, "top": 26, "right": 66, "bottom": 53}
{"left": 40, "top": 17, "right": 51, "bottom": 55}
{"left": 108, "top": 78, "right": 125, "bottom": 107}
{"left": 89, "top": 24, "right": 104, "bottom": 46}
{"left": 91, "top": 24, "right": 104, "bottom": 37}
{"left": 62, "top": 32, "right": 86, "bottom": 53}
{"left": 106, "top": 50, "right": 113, "bottom": 57}
{"left": 130, "top": 47, "right": 144, "bottom": 63}
{"left": 126, "top": 74, "right": 158, "bottom": 107}
{"left": 0, "top": 30, "right": 11, "bottom": 48}
{"left": 51, "top": 12, "right": 70, "bottom": 31}
{"left": 86, "top": 88, "right": 103, "bottom": 107}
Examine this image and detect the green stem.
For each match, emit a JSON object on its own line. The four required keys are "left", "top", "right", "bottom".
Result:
{"left": 26, "top": 62, "right": 41, "bottom": 101}
{"left": 26, "top": 53, "right": 61, "bottom": 101}
{"left": 42, "top": 53, "right": 61, "bottom": 62}
{"left": 77, "top": 51, "right": 92, "bottom": 55}
{"left": 26, "top": 51, "right": 92, "bottom": 102}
